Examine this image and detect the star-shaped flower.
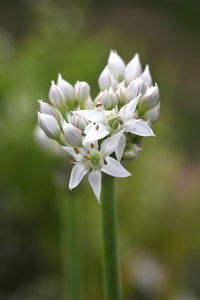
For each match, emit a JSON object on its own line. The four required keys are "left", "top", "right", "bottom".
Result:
{"left": 73, "top": 94, "right": 155, "bottom": 160}
{"left": 62, "top": 131, "right": 131, "bottom": 201}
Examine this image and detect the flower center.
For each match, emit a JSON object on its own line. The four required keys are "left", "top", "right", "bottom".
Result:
{"left": 90, "top": 153, "right": 100, "bottom": 166}
{"left": 108, "top": 117, "right": 122, "bottom": 130}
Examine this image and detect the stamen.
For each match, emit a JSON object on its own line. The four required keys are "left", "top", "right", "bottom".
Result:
{"left": 81, "top": 132, "right": 86, "bottom": 137}
{"left": 96, "top": 103, "right": 102, "bottom": 108}
{"left": 84, "top": 155, "right": 90, "bottom": 160}
{"left": 104, "top": 159, "right": 108, "bottom": 165}
{"left": 74, "top": 147, "right": 80, "bottom": 154}
{"left": 96, "top": 125, "right": 99, "bottom": 130}
{"left": 90, "top": 143, "right": 94, "bottom": 148}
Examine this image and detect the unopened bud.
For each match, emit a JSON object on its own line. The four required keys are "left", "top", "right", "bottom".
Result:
{"left": 62, "top": 122, "right": 83, "bottom": 147}
{"left": 38, "top": 100, "right": 62, "bottom": 122}
{"left": 139, "top": 83, "right": 159, "bottom": 110}
{"left": 123, "top": 144, "right": 142, "bottom": 160}
{"left": 84, "top": 96, "right": 95, "bottom": 109}
{"left": 71, "top": 113, "right": 88, "bottom": 131}
{"left": 116, "top": 81, "right": 128, "bottom": 104}
{"left": 125, "top": 53, "right": 142, "bottom": 84}
{"left": 49, "top": 81, "right": 65, "bottom": 108}
{"left": 141, "top": 65, "right": 152, "bottom": 87}
{"left": 127, "top": 77, "right": 147, "bottom": 101}
{"left": 144, "top": 102, "right": 160, "bottom": 124}
{"left": 98, "top": 66, "right": 118, "bottom": 91}
{"left": 38, "top": 112, "right": 61, "bottom": 140}
{"left": 74, "top": 81, "right": 90, "bottom": 103}
{"left": 108, "top": 50, "right": 125, "bottom": 81}
{"left": 57, "top": 74, "right": 74, "bottom": 102}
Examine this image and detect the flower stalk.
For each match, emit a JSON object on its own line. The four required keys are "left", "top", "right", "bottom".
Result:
{"left": 60, "top": 190, "right": 81, "bottom": 300}
{"left": 102, "top": 176, "right": 122, "bottom": 300}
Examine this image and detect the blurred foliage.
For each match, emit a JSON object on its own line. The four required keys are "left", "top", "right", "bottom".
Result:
{"left": 0, "top": 0, "right": 200, "bottom": 299}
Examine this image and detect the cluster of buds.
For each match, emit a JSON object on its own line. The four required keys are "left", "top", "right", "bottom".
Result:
{"left": 37, "top": 50, "right": 160, "bottom": 201}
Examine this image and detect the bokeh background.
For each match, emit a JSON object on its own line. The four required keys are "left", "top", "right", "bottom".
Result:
{"left": 0, "top": 0, "right": 200, "bottom": 299}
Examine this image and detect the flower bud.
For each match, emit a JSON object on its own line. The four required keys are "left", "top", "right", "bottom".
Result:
{"left": 144, "top": 102, "right": 160, "bottom": 124}
{"left": 123, "top": 144, "right": 142, "bottom": 160}
{"left": 38, "top": 100, "right": 62, "bottom": 122}
{"left": 141, "top": 65, "right": 152, "bottom": 87}
{"left": 71, "top": 113, "right": 88, "bottom": 131}
{"left": 57, "top": 74, "right": 74, "bottom": 102}
{"left": 38, "top": 112, "right": 61, "bottom": 140}
{"left": 127, "top": 77, "right": 147, "bottom": 101}
{"left": 98, "top": 66, "right": 118, "bottom": 91}
{"left": 116, "top": 81, "right": 128, "bottom": 104}
{"left": 108, "top": 50, "right": 125, "bottom": 81}
{"left": 74, "top": 81, "right": 90, "bottom": 103}
{"left": 83, "top": 96, "right": 95, "bottom": 109}
{"left": 139, "top": 83, "right": 159, "bottom": 110}
{"left": 125, "top": 53, "right": 142, "bottom": 84}
{"left": 96, "top": 90, "right": 112, "bottom": 109}
{"left": 49, "top": 81, "right": 65, "bottom": 108}
{"left": 62, "top": 121, "right": 82, "bottom": 146}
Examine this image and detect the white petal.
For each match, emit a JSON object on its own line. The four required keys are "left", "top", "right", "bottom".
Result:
{"left": 69, "top": 162, "right": 90, "bottom": 190}
{"left": 119, "top": 94, "right": 141, "bottom": 121}
{"left": 82, "top": 139, "right": 98, "bottom": 151}
{"left": 102, "top": 156, "right": 131, "bottom": 177}
{"left": 72, "top": 110, "right": 105, "bottom": 122}
{"left": 62, "top": 146, "right": 85, "bottom": 161}
{"left": 141, "top": 65, "right": 152, "bottom": 87}
{"left": 88, "top": 169, "right": 102, "bottom": 201}
{"left": 125, "top": 53, "right": 142, "bottom": 84}
{"left": 100, "top": 130, "right": 123, "bottom": 157}
{"left": 108, "top": 50, "right": 125, "bottom": 81}
{"left": 115, "top": 134, "right": 126, "bottom": 161}
{"left": 124, "top": 119, "right": 155, "bottom": 136}
{"left": 84, "top": 122, "right": 110, "bottom": 141}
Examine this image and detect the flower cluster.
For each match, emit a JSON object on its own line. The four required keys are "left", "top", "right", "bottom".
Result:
{"left": 37, "top": 50, "right": 160, "bottom": 201}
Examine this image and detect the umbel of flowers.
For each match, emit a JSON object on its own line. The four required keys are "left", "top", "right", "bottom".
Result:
{"left": 38, "top": 50, "right": 160, "bottom": 201}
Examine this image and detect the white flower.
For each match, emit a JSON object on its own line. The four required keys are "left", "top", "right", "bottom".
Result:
{"left": 62, "top": 131, "right": 131, "bottom": 201}
{"left": 98, "top": 66, "right": 118, "bottom": 91}
{"left": 73, "top": 94, "right": 155, "bottom": 160}
{"left": 74, "top": 81, "right": 90, "bottom": 103}
{"left": 125, "top": 53, "right": 142, "bottom": 84}
{"left": 108, "top": 50, "right": 125, "bottom": 81}
{"left": 38, "top": 112, "right": 61, "bottom": 140}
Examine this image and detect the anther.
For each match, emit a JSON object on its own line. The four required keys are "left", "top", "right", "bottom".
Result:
{"left": 74, "top": 147, "right": 80, "bottom": 154}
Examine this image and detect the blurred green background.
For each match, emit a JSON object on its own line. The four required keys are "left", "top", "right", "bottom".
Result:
{"left": 0, "top": 0, "right": 200, "bottom": 299}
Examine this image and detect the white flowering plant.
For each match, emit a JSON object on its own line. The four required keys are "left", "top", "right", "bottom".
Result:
{"left": 37, "top": 50, "right": 160, "bottom": 202}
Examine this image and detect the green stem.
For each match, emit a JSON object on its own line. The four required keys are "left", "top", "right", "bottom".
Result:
{"left": 102, "top": 176, "right": 123, "bottom": 300}
{"left": 61, "top": 190, "right": 81, "bottom": 300}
